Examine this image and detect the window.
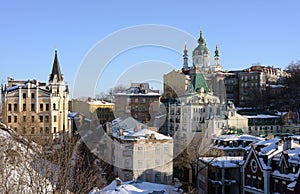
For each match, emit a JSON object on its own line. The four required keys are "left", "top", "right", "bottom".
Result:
{"left": 31, "top": 93, "right": 35, "bottom": 98}
{"left": 155, "top": 147, "right": 160, "bottom": 155}
{"left": 8, "top": 116, "right": 11, "bottom": 123}
{"left": 23, "top": 127, "right": 26, "bottom": 134}
{"left": 13, "top": 103, "right": 17, "bottom": 111}
{"left": 23, "top": 115, "right": 26, "bottom": 122}
{"left": 23, "top": 103, "right": 26, "bottom": 111}
{"left": 23, "top": 93, "right": 26, "bottom": 99}
{"left": 53, "top": 103, "right": 56, "bottom": 110}
{"left": 40, "top": 104, "right": 43, "bottom": 111}
{"left": 45, "top": 115, "right": 49, "bottom": 123}
{"left": 138, "top": 160, "right": 143, "bottom": 168}
{"left": 31, "top": 127, "right": 35, "bottom": 134}
{"left": 138, "top": 147, "right": 143, "bottom": 154}
{"left": 40, "top": 127, "right": 43, "bottom": 134}
{"left": 14, "top": 115, "right": 17, "bottom": 123}
{"left": 155, "top": 173, "right": 161, "bottom": 183}
{"left": 45, "top": 104, "right": 49, "bottom": 111}
{"left": 31, "top": 104, "right": 35, "bottom": 111}
{"left": 164, "top": 146, "right": 169, "bottom": 154}
{"left": 155, "top": 159, "right": 160, "bottom": 166}
{"left": 45, "top": 127, "right": 50, "bottom": 134}
{"left": 8, "top": 104, "right": 12, "bottom": 111}
{"left": 54, "top": 127, "right": 57, "bottom": 133}
{"left": 142, "top": 98, "right": 146, "bottom": 103}
{"left": 14, "top": 127, "right": 17, "bottom": 132}
{"left": 31, "top": 115, "right": 35, "bottom": 122}
{"left": 39, "top": 115, "right": 43, "bottom": 122}
{"left": 54, "top": 115, "right": 57, "bottom": 122}
{"left": 135, "top": 98, "right": 138, "bottom": 103}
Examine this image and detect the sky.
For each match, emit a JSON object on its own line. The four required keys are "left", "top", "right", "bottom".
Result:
{"left": 1, "top": 0, "right": 300, "bottom": 98}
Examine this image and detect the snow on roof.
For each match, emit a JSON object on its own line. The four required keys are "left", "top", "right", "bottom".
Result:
{"left": 215, "top": 134, "right": 263, "bottom": 142}
{"left": 87, "top": 100, "right": 114, "bottom": 106}
{"left": 96, "top": 180, "right": 182, "bottom": 194}
{"left": 112, "top": 128, "right": 172, "bottom": 141}
{"left": 256, "top": 138, "right": 280, "bottom": 156}
{"left": 199, "top": 156, "right": 243, "bottom": 168}
{"left": 288, "top": 181, "right": 297, "bottom": 191}
{"left": 243, "top": 114, "right": 280, "bottom": 119}
{"left": 114, "top": 92, "right": 161, "bottom": 96}
{"left": 6, "top": 84, "right": 26, "bottom": 92}
{"left": 68, "top": 112, "right": 79, "bottom": 118}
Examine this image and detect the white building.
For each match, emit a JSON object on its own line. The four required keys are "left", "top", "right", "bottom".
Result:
{"left": 109, "top": 117, "right": 173, "bottom": 184}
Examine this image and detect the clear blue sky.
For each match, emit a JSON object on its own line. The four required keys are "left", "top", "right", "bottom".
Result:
{"left": 1, "top": 0, "right": 300, "bottom": 98}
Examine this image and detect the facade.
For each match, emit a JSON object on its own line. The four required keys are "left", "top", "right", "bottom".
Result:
{"left": 168, "top": 74, "right": 225, "bottom": 154}
{"left": 114, "top": 83, "right": 161, "bottom": 125}
{"left": 163, "top": 29, "right": 226, "bottom": 104}
{"left": 224, "top": 65, "right": 290, "bottom": 107}
{"left": 198, "top": 156, "right": 243, "bottom": 194}
{"left": 69, "top": 98, "right": 115, "bottom": 124}
{"left": 238, "top": 110, "right": 282, "bottom": 136}
{"left": 1, "top": 51, "right": 69, "bottom": 140}
{"left": 241, "top": 137, "right": 300, "bottom": 194}
{"left": 209, "top": 134, "right": 263, "bottom": 157}
{"left": 109, "top": 117, "right": 173, "bottom": 184}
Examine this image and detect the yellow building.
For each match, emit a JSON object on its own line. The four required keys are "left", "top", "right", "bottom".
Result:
{"left": 1, "top": 51, "right": 69, "bottom": 140}
{"left": 69, "top": 98, "right": 115, "bottom": 124}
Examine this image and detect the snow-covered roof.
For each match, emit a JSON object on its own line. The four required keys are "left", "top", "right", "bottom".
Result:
{"left": 199, "top": 156, "right": 243, "bottom": 168}
{"left": 87, "top": 100, "right": 114, "bottom": 106}
{"left": 112, "top": 128, "right": 172, "bottom": 141}
{"left": 243, "top": 114, "right": 280, "bottom": 119}
{"left": 94, "top": 180, "right": 182, "bottom": 194}
{"left": 114, "top": 92, "right": 161, "bottom": 96}
{"left": 215, "top": 134, "right": 263, "bottom": 142}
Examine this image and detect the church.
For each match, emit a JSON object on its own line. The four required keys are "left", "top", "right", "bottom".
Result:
{"left": 163, "top": 29, "right": 226, "bottom": 104}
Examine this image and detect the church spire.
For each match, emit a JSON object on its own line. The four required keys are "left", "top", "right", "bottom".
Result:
{"left": 183, "top": 42, "right": 189, "bottom": 70}
{"left": 214, "top": 44, "right": 219, "bottom": 57}
{"left": 49, "top": 50, "right": 63, "bottom": 82}
{"left": 198, "top": 28, "right": 205, "bottom": 45}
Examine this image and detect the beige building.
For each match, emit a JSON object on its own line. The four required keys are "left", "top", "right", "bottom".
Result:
{"left": 1, "top": 51, "right": 69, "bottom": 140}
{"left": 69, "top": 98, "right": 115, "bottom": 124}
{"left": 226, "top": 101, "right": 248, "bottom": 131}
{"left": 109, "top": 117, "right": 173, "bottom": 184}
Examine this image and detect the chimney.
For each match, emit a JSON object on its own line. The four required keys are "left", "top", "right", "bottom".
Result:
{"left": 150, "top": 133, "right": 156, "bottom": 140}
{"left": 283, "top": 137, "right": 292, "bottom": 151}
{"left": 116, "top": 177, "right": 121, "bottom": 186}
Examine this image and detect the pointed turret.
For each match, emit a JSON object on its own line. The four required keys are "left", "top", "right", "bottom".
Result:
{"left": 49, "top": 50, "right": 63, "bottom": 82}
{"left": 214, "top": 44, "right": 222, "bottom": 69}
{"left": 214, "top": 44, "right": 219, "bottom": 57}
{"left": 183, "top": 42, "right": 189, "bottom": 70}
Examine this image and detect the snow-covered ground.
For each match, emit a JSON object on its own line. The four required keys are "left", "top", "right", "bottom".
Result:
{"left": 0, "top": 123, "right": 54, "bottom": 193}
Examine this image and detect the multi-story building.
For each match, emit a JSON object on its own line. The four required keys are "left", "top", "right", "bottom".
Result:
{"left": 198, "top": 156, "right": 244, "bottom": 194}
{"left": 109, "top": 117, "right": 173, "bottom": 184}
{"left": 114, "top": 83, "right": 161, "bottom": 125}
{"left": 238, "top": 110, "right": 282, "bottom": 136}
{"left": 69, "top": 98, "right": 115, "bottom": 124}
{"left": 241, "top": 137, "right": 300, "bottom": 194}
{"left": 209, "top": 134, "right": 263, "bottom": 157}
{"left": 1, "top": 51, "right": 69, "bottom": 140}
{"left": 224, "top": 65, "right": 290, "bottom": 107}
